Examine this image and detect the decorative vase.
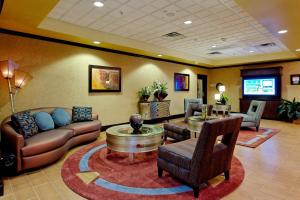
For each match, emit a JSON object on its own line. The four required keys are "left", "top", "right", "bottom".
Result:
{"left": 129, "top": 114, "right": 143, "bottom": 131}
{"left": 154, "top": 91, "right": 168, "bottom": 101}
{"left": 140, "top": 95, "right": 150, "bottom": 102}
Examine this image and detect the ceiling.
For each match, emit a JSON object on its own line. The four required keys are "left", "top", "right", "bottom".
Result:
{"left": 1, "top": 0, "right": 300, "bottom": 67}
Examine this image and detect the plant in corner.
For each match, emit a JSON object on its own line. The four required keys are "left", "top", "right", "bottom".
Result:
{"left": 277, "top": 98, "right": 300, "bottom": 122}
{"left": 138, "top": 86, "right": 152, "bottom": 102}
{"left": 151, "top": 80, "right": 168, "bottom": 101}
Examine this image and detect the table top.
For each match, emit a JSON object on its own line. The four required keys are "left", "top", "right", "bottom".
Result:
{"left": 106, "top": 124, "right": 164, "bottom": 137}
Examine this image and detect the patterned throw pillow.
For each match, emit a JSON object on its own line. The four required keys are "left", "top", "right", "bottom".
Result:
{"left": 11, "top": 111, "right": 39, "bottom": 139}
{"left": 72, "top": 106, "right": 92, "bottom": 122}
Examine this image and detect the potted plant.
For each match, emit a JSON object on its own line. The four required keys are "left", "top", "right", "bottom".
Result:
{"left": 220, "top": 94, "right": 229, "bottom": 105}
{"left": 151, "top": 81, "right": 168, "bottom": 101}
{"left": 277, "top": 98, "right": 300, "bottom": 123}
{"left": 138, "top": 86, "right": 152, "bottom": 102}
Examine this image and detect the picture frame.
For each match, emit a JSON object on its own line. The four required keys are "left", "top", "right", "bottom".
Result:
{"left": 88, "top": 65, "right": 121, "bottom": 92}
{"left": 174, "top": 73, "right": 190, "bottom": 91}
{"left": 290, "top": 74, "right": 300, "bottom": 85}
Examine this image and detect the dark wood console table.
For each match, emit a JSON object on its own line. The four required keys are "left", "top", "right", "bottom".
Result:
{"left": 240, "top": 99, "right": 281, "bottom": 120}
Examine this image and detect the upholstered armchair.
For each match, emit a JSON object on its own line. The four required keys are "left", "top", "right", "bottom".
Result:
{"left": 164, "top": 103, "right": 213, "bottom": 142}
{"left": 184, "top": 98, "right": 203, "bottom": 113}
{"left": 157, "top": 116, "right": 242, "bottom": 197}
{"left": 231, "top": 100, "right": 266, "bottom": 131}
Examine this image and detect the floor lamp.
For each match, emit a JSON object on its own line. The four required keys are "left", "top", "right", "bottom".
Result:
{"left": 0, "top": 60, "right": 32, "bottom": 113}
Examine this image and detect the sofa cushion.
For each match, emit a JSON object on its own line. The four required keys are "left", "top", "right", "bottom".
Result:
{"left": 33, "top": 112, "right": 55, "bottom": 131}
{"left": 51, "top": 108, "right": 71, "bottom": 127}
{"left": 61, "top": 120, "right": 101, "bottom": 136}
{"left": 158, "top": 138, "right": 197, "bottom": 170}
{"left": 72, "top": 106, "right": 92, "bottom": 122}
{"left": 22, "top": 129, "right": 74, "bottom": 157}
{"left": 11, "top": 111, "right": 39, "bottom": 139}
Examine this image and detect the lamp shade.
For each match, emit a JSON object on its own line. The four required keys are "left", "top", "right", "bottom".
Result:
{"left": 14, "top": 70, "right": 32, "bottom": 88}
{"left": 0, "top": 60, "right": 19, "bottom": 79}
{"left": 214, "top": 93, "right": 221, "bottom": 100}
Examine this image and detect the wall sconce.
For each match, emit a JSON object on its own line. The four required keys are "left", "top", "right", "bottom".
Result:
{"left": 0, "top": 60, "right": 31, "bottom": 113}
{"left": 215, "top": 83, "right": 227, "bottom": 105}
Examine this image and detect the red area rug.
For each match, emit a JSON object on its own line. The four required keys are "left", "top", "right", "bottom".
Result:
{"left": 237, "top": 127, "right": 279, "bottom": 148}
{"left": 62, "top": 142, "right": 245, "bottom": 200}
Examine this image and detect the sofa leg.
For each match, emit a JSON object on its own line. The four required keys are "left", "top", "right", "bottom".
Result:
{"left": 224, "top": 170, "right": 230, "bottom": 180}
{"left": 193, "top": 186, "right": 199, "bottom": 198}
{"left": 158, "top": 167, "right": 163, "bottom": 177}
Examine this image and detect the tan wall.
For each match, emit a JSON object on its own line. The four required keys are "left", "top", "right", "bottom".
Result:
{"left": 208, "top": 62, "right": 300, "bottom": 112}
{"left": 0, "top": 33, "right": 208, "bottom": 125}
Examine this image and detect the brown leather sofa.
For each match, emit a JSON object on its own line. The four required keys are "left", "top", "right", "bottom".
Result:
{"left": 0, "top": 107, "right": 101, "bottom": 173}
{"left": 158, "top": 116, "right": 242, "bottom": 197}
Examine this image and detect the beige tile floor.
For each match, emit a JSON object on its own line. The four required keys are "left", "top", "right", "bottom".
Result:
{"left": 1, "top": 119, "right": 300, "bottom": 200}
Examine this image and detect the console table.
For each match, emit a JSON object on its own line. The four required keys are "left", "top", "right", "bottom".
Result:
{"left": 138, "top": 100, "right": 170, "bottom": 120}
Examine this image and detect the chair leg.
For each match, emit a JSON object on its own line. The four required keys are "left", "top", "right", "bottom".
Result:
{"left": 158, "top": 167, "right": 163, "bottom": 177}
{"left": 164, "top": 134, "right": 167, "bottom": 141}
{"left": 224, "top": 170, "right": 230, "bottom": 180}
{"left": 256, "top": 126, "right": 259, "bottom": 131}
{"left": 193, "top": 186, "right": 199, "bottom": 198}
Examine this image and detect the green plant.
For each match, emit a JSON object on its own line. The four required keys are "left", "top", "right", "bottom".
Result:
{"left": 220, "top": 94, "right": 229, "bottom": 105}
{"left": 277, "top": 98, "right": 300, "bottom": 121}
{"left": 151, "top": 80, "right": 168, "bottom": 95}
{"left": 137, "top": 86, "right": 152, "bottom": 97}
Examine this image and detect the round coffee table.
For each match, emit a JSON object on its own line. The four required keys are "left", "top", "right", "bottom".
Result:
{"left": 106, "top": 124, "right": 164, "bottom": 162}
{"left": 187, "top": 116, "right": 219, "bottom": 138}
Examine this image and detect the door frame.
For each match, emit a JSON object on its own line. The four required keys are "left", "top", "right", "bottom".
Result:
{"left": 197, "top": 74, "right": 208, "bottom": 104}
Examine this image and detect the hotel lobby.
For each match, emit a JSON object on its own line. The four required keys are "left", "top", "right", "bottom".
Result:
{"left": 0, "top": 0, "right": 300, "bottom": 199}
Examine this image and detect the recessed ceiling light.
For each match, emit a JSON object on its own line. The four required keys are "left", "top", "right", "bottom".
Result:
{"left": 157, "top": 54, "right": 163, "bottom": 57}
{"left": 94, "top": 1, "right": 104, "bottom": 7}
{"left": 93, "top": 41, "right": 101, "bottom": 44}
{"left": 296, "top": 49, "right": 300, "bottom": 52}
{"left": 184, "top": 20, "right": 192, "bottom": 25}
{"left": 249, "top": 50, "right": 255, "bottom": 53}
{"left": 278, "top": 30, "right": 288, "bottom": 34}
{"left": 212, "top": 45, "right": 217, "bottom": 48}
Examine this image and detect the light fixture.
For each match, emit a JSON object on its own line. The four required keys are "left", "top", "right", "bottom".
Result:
{"left": 296, "top": 49, "right": 300, "bottom": 52}
{"left": 212, "top": 45, "right": 217, "bottom": 48}
{"left": 93, "top": 41, "right": 101, "bottom": 44}
{"left": 184, "top": 20, "right": 192, "bottom": 25}
{"left": 219, "top": 85, "right": 226, "bottom": 93}
{"left": 278, "top": 30, "right": 288, "bottom": 34}
{"left": 157, "top": 54, "right": 163, "bottom": 57}
{"left": 0, "top": 60, "right": 31, "bottom": 113}
{"left": 249, "top": 50, "right": 255, "bottom": 53}
{"left": 93, "top": 1, "right": 104, "bottom": 7}
{"left": 214, "top": 93, "right": 221, "bottom": 101}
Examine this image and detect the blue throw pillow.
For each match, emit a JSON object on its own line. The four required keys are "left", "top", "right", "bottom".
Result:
{"left": 11, "top": 111, "right": 39, "bottom": 139}
{"left": 51, "top": 108, "right": 71, "bottom": 127}
{"left": 72, "top": 106, "right": 92, "bottom": 122}
{"left": 33, "top": 112, "right": 55, "bottom": 131}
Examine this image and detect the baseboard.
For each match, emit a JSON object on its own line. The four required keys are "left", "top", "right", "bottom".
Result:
{"left": 101, "top": 113, "right": 184, "bottom": 131}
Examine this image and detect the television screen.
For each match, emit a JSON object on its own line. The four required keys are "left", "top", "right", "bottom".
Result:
{"left": 243, "top": 78, "right": 276, "bottom": 96}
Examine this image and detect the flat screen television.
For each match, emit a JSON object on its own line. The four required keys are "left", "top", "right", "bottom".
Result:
{"left": 242, "top": 76, "right": 280, "bottom": 99}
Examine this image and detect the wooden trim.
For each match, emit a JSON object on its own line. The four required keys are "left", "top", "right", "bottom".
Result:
{"left": 101, "top": 113, "right": 184, "bottom": 131}
{"left": 0, "top": 0, "right": 4, "bottom": 15}
{"left": 0, "top": 28, "right": 210, "bottom": 69}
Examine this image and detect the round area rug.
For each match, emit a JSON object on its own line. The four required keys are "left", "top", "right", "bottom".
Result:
{"left": 62, "top": 142, "right": 245, "bottom": 200}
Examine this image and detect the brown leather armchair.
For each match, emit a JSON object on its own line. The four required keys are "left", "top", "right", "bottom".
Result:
{"left": 164, "top": 104, "right": 213, "bottom": 142}
{"left": 157, "top": 116, "right": 242, "bottom": 197}
{"left": 0, "top": 107, "right": 101, "bottom": 173}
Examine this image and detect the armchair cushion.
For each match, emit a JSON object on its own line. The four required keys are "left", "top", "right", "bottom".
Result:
{"left": 230, "top": 113, "right": 255, "bottom": 122}
{"left": 158, "top": 139, "right": 197, "bottom": 170}
{"left": 11, "top": 111, "right": 39, "bottom": 139}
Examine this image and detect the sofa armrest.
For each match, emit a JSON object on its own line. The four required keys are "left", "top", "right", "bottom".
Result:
{"left": 1, "top": 123, "right": 24, "bottom": 172}
{"left": 92, "top": 114, "right": 98, "bottom": 120}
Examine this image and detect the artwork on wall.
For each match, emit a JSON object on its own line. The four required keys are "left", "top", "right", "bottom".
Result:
{"left": 290, "top": 74, "right": 300, "bottom": 85}
{"left": 174, "top": 73, "right": 190, "bottom": 91}
{"left": 89, "top": 65, "right": 121, "bottom": 92}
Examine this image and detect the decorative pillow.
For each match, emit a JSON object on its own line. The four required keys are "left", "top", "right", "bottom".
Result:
{"left": 11, "top": 111, "right": 39, "bottom": 139}
{"left": 33, "top": 112, "right": 55, "bottom": 131}
{"left": 72, "top": 106, "right": 92, "bottom": 122}
{"left": 51, "top": 108, "right": 71, "bottom": 127}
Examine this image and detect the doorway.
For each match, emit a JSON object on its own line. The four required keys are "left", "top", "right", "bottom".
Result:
{"left": 197, "top": 74, "right": 207, "bottom": 104}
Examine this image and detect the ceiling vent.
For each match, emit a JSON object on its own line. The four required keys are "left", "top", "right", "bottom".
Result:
{"left": 257, "top": 42, "right": 277, "bottom": 47}
{"left": 162, "top": 32, "right": 186, "bottom": 41}
{"left": 208, "top": 51, "right": 222, "bottom": 55}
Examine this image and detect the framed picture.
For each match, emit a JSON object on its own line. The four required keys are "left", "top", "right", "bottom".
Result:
{"left": 290, "top": 74, "right": 300, "bottom": 85}
{"left": 89, "top": 65, "right": 121, "bottom": 92}
{"left": 174, "top": 73, "right": 190, "bottom": 91}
